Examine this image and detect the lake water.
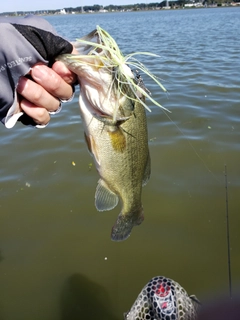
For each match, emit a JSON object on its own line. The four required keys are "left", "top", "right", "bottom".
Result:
{"left": 0, "top": 7, "right": 240, "bottom": 320}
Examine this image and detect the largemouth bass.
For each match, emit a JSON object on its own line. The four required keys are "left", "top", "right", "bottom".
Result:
{"left": 124, "top": 276, "right": 201, "bottom": 320}
{"left": 57, "top": 27, "right": 166, "bottom": 241}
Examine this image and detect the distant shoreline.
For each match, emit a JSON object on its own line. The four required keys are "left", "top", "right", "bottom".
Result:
{"left": 1, "top": 2, "right": 239, "bottom": 17}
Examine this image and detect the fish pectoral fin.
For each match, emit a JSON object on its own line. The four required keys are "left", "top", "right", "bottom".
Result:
{"left": 95, "top": 179, "right": 119, "bottom": 211}
{"left": 142, "top": 151, "right": 151, "bottom": 187}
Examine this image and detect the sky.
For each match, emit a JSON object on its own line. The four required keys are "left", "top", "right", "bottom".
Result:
{"left": 1, "top": 0, "right": 156, "bottom": 13}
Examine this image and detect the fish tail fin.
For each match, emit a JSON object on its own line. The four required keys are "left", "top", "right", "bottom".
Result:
{"left": 111, "top": 207, "right": 144, "bottom": 242}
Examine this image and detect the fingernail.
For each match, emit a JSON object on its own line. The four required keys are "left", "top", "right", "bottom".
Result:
{"left": 31, "top": 65, "right": 48, "bottom": 82}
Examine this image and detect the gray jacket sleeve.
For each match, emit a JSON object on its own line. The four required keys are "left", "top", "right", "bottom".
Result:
{"left": 0, "top": 15, "right": 73, "bottom": 128}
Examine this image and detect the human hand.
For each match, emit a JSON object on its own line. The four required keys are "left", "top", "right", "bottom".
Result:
{"left": 0, "top": 16, "right": 78, "bottom": 128}
{"left": 17, "top": 58, "right": 78, "bottom": 126}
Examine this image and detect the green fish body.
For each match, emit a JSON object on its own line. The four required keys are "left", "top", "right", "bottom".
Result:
{"left": 58, "top": 28, "right": 151, "bottom": 241}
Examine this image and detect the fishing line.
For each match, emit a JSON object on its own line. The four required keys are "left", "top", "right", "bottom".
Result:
{"left": 159, "top": 106, "right": 222, "bottom": 184}
{"left": 159, "top": 108, "right": 233, "bottom": 299}
{"left": 224, "top": 164, "right": 232, "bottom": 298}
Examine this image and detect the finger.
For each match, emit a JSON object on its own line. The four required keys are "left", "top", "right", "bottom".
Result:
{"left": 17, "top": 76, "right": 60, "bottom": 112}
{"left": 31, "top": 64, "right": 75, "bottom": 101}
{"left": 71, "top": 47, "right": 79, "bottom": 55}
{"left": 51, "top": 46, "right": 78, "bottom": 83}
{"left": 20, "top": 99, "right": 50, "bottom": 125}
{"left": 52, "top": 61, "right": 78, "bottom": 84}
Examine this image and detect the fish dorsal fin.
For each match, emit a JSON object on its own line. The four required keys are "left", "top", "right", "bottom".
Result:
{"left": 95, "top": 179, "right": 119, "bottom": 211}
{"left": 142, "top": 151, "right": 151, "bottom": 187}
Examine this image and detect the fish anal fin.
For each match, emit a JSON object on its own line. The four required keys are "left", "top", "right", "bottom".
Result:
{"left": 142, "top": 151, "right": 151, "bottom": 187}
{"left": 95, "top": 179, "right": 118, "bottom": 211}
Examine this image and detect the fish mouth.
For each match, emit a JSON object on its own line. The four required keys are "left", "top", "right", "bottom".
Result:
{"left": 73, "top": 26, "right": 169, "bottom": 112}
{"left": 57, "top": 26, "right": 169, "bottom": 121}
{"left": 79, "top": 84, "right": 118, "bottom": 122}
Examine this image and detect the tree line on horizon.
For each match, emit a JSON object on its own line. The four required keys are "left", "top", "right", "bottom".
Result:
{"left": 1, "top": 1, "right": 239, "bottom": 16}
